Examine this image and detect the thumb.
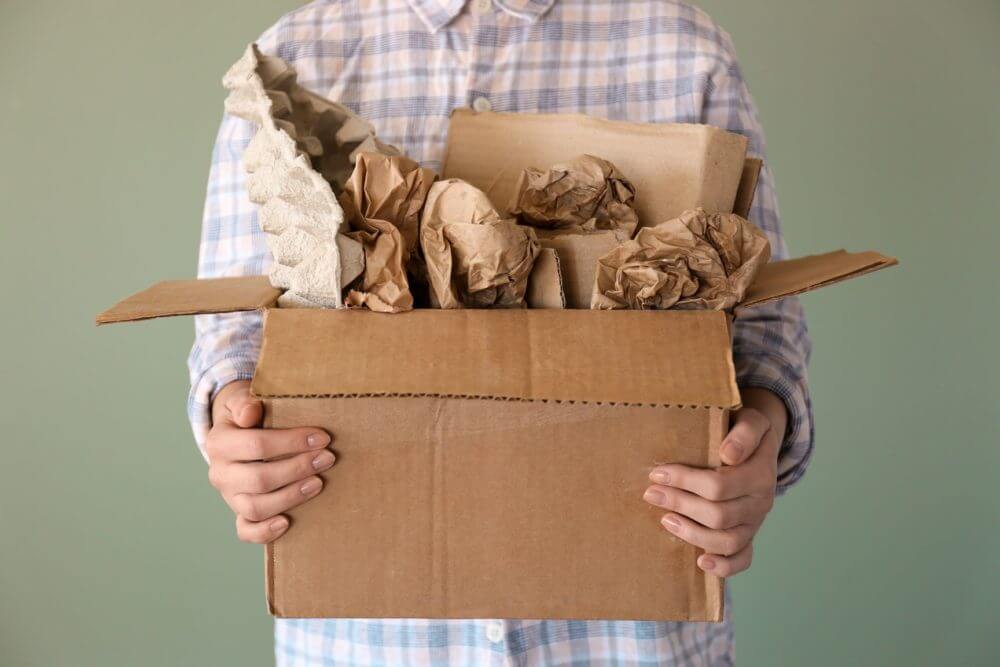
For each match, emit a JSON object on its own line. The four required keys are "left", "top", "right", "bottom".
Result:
{"left": 720, "top": 408, "right": 770, "bottom": 466}
{"left": 218, "top": 382, "right": 263, "bottom": 429}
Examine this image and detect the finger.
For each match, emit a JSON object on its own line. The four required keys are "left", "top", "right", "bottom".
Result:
{"left": 720, "top": 408, "right": 771, "bottom": 466}
{"left": 648, "top": 464, "right": 765, "bottom": 501}
{"left": 226, "top": 449, "right": 336, "bottom": 494}
{"left": 207, "top": 424, "right": 332, "bottom": 463}
{"left": 660, "top": 512, "right": 755, "bottom": 556}
{"left": 218, "top": 384, "right": 263, "bottom": 429}
{"left": 227, "top": 475, "right": 325, "bottom": 522}
{"left": 643, "top": 484, "right": 759, "bottom": 530}
{"left": 236, "top": 514, "right": 289, "bottom": 544}
{"left": 698, "top": 541, "right": 754, "bottom": 577}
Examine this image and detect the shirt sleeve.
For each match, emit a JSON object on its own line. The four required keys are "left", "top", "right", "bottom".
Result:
{"left": 700, "top": 27, "right": 814, "bottom": 492}
{"left": 185, "top": 20, "right": 295, "bottom": 460}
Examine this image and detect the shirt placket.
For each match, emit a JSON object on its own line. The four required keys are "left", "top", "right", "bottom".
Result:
{"left": 466, "top": 0, "right": 500, "bottom": 113}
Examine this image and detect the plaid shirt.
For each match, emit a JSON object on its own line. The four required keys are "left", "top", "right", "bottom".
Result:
{"left": 188, "top": 1, "right": 813, "bottom": 664}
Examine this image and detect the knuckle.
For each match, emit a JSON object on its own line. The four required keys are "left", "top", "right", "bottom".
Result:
{"left": 245, "top": 436, "right": 266, "bottom": 461}
{"left": 705, "top": 505, "right": 728, "bottom": 530}
{"left": 207, "top": 465, "right": 224, "bottom": 490}
{"left": 250, "top": 473, "right": 271, "bottom": 495}
{"left": 240, "top": 497, "right": 266, "bottom": 522}
{"left": 703, "top": 474, "right": 726, "bottom": 501}
{"left": 719, "top": 531, "right": 743, "bottom": 556}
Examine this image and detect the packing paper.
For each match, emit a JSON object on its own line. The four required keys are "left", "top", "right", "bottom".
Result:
{"left": 421, "top": 179, "right": 540, "bottom": 308}
{"left": 592, "top": 208, "right": 770, "bottom": 310}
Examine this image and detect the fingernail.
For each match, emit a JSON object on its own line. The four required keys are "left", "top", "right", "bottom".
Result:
{"left": 307, "top": 432, "right": 331, "bottom": 449}
{"left": 723, "top": 441, "right": 743, "bottom": 461}
{"left": 643, "top": 488, "right": 666, "bottom": 505}
{"left": 661, "top": 514, "right": 682, "bottom": 532}
{"left": 269, "top": 517, "right": 288, "bottom": 533}
{"left": 699, "top": 555, "right": 716, "bottom": 571}
{"left": 300, "top": 477, "right": 322, "bottom": 496}
{"left": 312, "top": 450, "right": 336, "bottom": 471}
{"left": 649, "top": 470, "right": 670, "bottom": 485}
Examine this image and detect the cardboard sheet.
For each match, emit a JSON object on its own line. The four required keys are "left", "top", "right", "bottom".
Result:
{"left": 443, "top": 110, "right": 748, "bottom": 227}
{"left": 251, "top": 308, "right": 741, "bottom": 409}
{"left": 593, "top": 208, "right": 770, "bottom": 311}
{"left": 535, "top": 229, "right": 621, "bottom": 309}
{"left": 420, "top": 179, "right": 540, "bottom": 308}
{"left": 95, "top": 276, "right": 279, "bottom": 324}
{"left": 510, "top": 154, "right": 639, "bottom": 238}
{"left": 733, "top": 158, "right": 762, "bottom": 219}
{"left": 265, "top": 396, "right": 726, "bottom": 621}
{"left": 525, "top": 248, "right": 566, "bottom": 309}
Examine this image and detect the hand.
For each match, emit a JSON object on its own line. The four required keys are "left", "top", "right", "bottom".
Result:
{"left": 642, "top": 388, "right": 787, "bottom": 577}
{"left": 205, "top": 380, "right": 336, "bottom": 543}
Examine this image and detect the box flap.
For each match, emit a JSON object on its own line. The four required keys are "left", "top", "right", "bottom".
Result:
{"left": 739, "top": 250, "right": 898, "bottom": 309}
{"left": 96, "top": 276, "right": 281, "bottom": 324}
{"left": 443, "top": 109, "right": 748, "bottom": 226}
{"left": 252, "top": 309, "right": 741, "bottom": 409}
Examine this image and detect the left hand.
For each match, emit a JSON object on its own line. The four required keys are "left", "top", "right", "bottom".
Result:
{"left": 643, "top": 388, "right": 787, "bottom": 577}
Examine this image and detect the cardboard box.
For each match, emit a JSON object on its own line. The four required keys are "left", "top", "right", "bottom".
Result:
{"left": 97, "top": 112, "right": 896, "bottom": 621}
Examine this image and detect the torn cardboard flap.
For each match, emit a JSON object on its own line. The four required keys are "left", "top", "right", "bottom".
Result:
{"left": 251, "top": 308, "right": 741, "bottom": 409}
{"left": 95, "top": 276, "right": 280, "bottom": 325}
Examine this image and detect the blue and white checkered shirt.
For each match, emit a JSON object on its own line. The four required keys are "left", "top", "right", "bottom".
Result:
{"left": 188, "top": 1, "right": 813, "bottom": 664}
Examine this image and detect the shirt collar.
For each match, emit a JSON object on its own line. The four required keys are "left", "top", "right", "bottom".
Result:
{"left": 406, "top": 0, "right": 556, "bottom": 33}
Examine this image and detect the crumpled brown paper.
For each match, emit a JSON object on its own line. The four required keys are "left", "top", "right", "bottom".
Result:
{"left": 592, "top": 208, "right": 770, "bottom": 310}
{"left": 338, "top": 152, "right": 437, "bottom": 312}
{"left": 421, "top": 179, "right": 540, "bottom": 308}
{"left": 510, "top": 155, "right": 639, "bottom": 239}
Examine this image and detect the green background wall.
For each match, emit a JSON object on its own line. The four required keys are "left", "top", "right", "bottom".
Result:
{"left": 1, "top": 1, "right": 996, "bottom": 665}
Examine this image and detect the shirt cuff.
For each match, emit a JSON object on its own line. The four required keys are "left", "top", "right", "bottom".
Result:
{"left": 735, "top": 353, "right": 814, "bottom": 494}
{"left": 187, "top": 356, "right": 258, "bottom": 462}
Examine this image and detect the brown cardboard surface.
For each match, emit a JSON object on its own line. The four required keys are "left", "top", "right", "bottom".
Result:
{"left": 733, "top": 158, "right": 762, "bottom": 219}
{"left": 251, "top": 308, "right": 741, "bottom": 410}
{"left": 95, "top": 276, "right": 280, "bottom": 324}
{"left": 739, "top": 250, "right": 898, "bottom": 309}
{"left": 265, "top": 396, "right": 725, "bottom": 621}
{"left": 526, "top": 247, "right": 566, "bottom": 309}
{"left": 443, "top": 110, "right": 748, "bottom": 227}
{"left": 536, "top": 230, "right": 620, "bottom": 309}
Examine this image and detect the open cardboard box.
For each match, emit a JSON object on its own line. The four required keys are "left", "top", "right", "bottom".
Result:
{"left": 98, "top": 111, "right": 896, "bottom": 621}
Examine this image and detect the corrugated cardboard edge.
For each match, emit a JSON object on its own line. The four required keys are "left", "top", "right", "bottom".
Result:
{"left": 95, "top": 276, "right": 281, "bottom": 324}
{"left": 526, "top": 247, "right": 566, "bottom": 309}
{"left": 704, "top": 406, "right": 728, "bottom": 621}
{"left": 738, "top": 250, "right": 898, "bottom": 309}
{"left": 733, "top": 158, "right": 762, "bottom": 219}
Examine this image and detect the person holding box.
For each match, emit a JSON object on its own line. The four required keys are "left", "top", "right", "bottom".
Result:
{"left": 190, "top": 1, "right": 811, "bottom": 664}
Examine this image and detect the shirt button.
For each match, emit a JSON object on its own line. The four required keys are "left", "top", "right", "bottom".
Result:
{"left": 474, "top": 0, "right": 492, "bottom": 14}
{"left": 472, "top": 96, "right": 493, "bottom": 113}
{"left": 485, "top": 620, "right": 504, "bottom": 643}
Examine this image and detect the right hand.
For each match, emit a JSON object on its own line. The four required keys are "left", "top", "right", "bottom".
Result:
{"left": 205, "top": 380, "right": 336, "bottom": 543}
